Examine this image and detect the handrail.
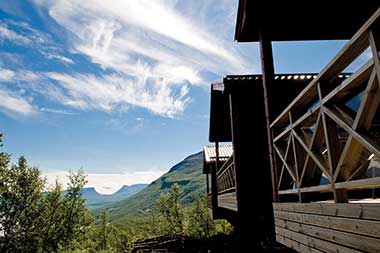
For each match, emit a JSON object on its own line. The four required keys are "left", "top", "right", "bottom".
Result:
{"left": 271, "top": 8, "right": 380, "bottom": 203}
{"left": 216, "top": 156, "right": 236, "bottom": 194}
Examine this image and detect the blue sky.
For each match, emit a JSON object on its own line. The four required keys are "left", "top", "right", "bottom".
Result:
{"left": 0, "top": 0, "right": 367, "bottom": 193}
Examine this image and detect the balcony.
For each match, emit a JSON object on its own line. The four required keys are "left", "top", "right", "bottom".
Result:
{"left": 270, "top": 8, "right": 380, "bottom": 253}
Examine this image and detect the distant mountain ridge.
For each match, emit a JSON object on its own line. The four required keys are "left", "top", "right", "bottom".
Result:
{"left": 103, "top": 152, "right": 205, "bottom": 221}
{"left": 78, "top": 184, "right": 148, "bottom": 209}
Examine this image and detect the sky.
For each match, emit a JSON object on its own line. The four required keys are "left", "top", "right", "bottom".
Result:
{"left": 0, "top": 0, "right": 367, "bottom": 194}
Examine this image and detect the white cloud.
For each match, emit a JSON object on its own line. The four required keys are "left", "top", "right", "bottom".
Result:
{"left": 0, "top": 67, "right": 15, "bottom": 82}
{"left": 0, "top": 87, "right": 36, "bottom": 115}
{"left": 2, "top": 0, "right": 256, "bottom": 118}
{"left": 43, "top": 53, "right": 74, "bottom": 64}
{"left": 0, "top": 23, "right": 32, "bottom": 45}
{"left": 40, "top": 107, "right": 78, "bottom": 115}
{"left": 43, "top": 170, "right": 165, "bottom": 194}
{"left": 0, "top": 20, "right": 74, "bottom": 65}
{"left": 35, "top": 0, "right": 253, "bottom": 79}
{"left": 45, "top": 72, "right": 190, "bottom": 117}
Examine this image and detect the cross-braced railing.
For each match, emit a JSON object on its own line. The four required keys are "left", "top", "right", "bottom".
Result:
{"left": 271, "top": 9, "right": 380, "bottom": 203}
{"left": 216, "top": 156, "right": 235, "bottom": 194}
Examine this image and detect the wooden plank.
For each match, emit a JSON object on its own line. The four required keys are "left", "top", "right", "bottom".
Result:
{"left": 276, "top": 234, "right": 325, "bottom": 253}
{"left": 274, "top": 143, "right": 297, "bottom": 183}
{"left": 279, "top": 184, "right": 331, "bottom": 195}
{"left": 276, "top": 226, "right": 362, "bottom": 253}
{"left": 322, "top": 59, "right": 373, "bottom": 104}
{"left": 321, "top": 107, "right": 341, "bottom": 175}
{"left": 325, "top": 106, "right": 380, "bottom": 158}
{"left": 270, "top": 8, "right": 380, "bottom": 129}
{"left": 335, "top": 177, "right": 380, "bottom": 190}
{"left": 280, "top": 177, "right": 380, "bottom": 195}
{"left": 273, "top": 202, "right": 380, "bottom": 221}
{"left": 273, "top": 126, "right": 291, "bottom": 143}
{"left": 300, "top": 112, "right": 324, "bottom": 188}
{"left": 369, "top": 29, "right": 380, "bottom": 83}
{"left": 217, "top": 192, "right": 237, "bottom": 212}
{"left": 278, "top": 188, "right": 299, "bottom": 195}
{"left": 276, "top": 218, "right": 380, "bottom": 253}
{"left": 353, "top": 69, "right": 380, "bottom": 130}
{"left": 333, "top": 68, "right": 379, "bottom": 181}
{"left": 274, "top": 210, "right": 380, "bottom": 238}
{"left": 292, "top": 130, "right": 331, "bottom": 180}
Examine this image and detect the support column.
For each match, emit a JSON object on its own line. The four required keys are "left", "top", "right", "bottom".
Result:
{"left": 259, "top": 31, "right": 278, "bottom": 202}
{"left": 228, "top": 78, "right": 276, "bottom": 251}
{"left": 211, "top": 142, "right": 219, "bottom": 217}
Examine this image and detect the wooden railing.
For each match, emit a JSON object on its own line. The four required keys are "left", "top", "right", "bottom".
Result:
{"left": 271, "top": 8, "right": 380, "bottom": 202}
{"left": 216, "top": 156, "right": 236, "bottom": 194}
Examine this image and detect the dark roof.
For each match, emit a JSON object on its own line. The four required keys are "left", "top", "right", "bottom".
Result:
{"left": 209, "top": 73, "right": 350, "bottom": 142}
{"left": 235, "top": 1, "right": 380, "bottom": 42}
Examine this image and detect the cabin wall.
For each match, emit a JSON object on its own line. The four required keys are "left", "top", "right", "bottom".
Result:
{"left": 274, "top": 202, "right": 380, "bottom": 253}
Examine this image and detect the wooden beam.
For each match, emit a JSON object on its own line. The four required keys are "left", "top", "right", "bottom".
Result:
{"left": 369, "top": 29, "right": 380, "bottom": 83}
{"left": 279, "top": 177, "right": 380, "bottom": 195}
{"left": 325, "top": 106, "right": 380, "bottom": 159}
{"left": 275, "top": 210, "right": 380, "bottom": 239}
{"left": 273, "top": 143, "right": 297, "bottom": 183}
{"left": 276, "top": 234, "right": 324, "bottom": 253}
{"left": 276, "top": 218, "right": 380, "bottom": 252}
{"left": 322, "top": 59, "right": 373, "bottom": 104}
{"left": 275, "top": 226, "right": 362, "bottom": 253}
{"left": 259, "top": 31, "right": 277, "bottom": 204}
{"left": 273, "top": 202, "right": 380, "bottom": 221}
{"left": 300, "top": 111, "right": 324, "bottom": 187}
{"left": 292, "top": 130, "right": 332, "bottom": 181}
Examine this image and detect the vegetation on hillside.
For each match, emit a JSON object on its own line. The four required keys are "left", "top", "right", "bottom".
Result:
{"left": 104, "top": 152, "right": 206, "bottom": 221}
{"left": 0, "top": 133, "right": 232, "bottom": 252}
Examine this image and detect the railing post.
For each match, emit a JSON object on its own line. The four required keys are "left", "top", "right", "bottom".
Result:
{"left": 211, "top": 142, "right": 219, "bottom": 215}
{"left": 259, "top": 30, "right": 278, "bottom": 203}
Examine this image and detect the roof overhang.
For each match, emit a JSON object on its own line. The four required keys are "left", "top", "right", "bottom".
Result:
{"left": 208, "top": 74, "right": 349, "bottom": 141}
{"left": 235, "top": 0, "right": 380, "bottom": 42}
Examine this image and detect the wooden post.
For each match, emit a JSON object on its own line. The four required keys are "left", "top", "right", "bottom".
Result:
{"left": 228, "top": 78, "right": 276, "bottom": 250}
{"left": 259, "top": 31, "right": 278, "bottom": 203}
{"left": 211, "top": 142, "right": 219, "bottom": 216}
{"left": 206, "top": 173, "right": 210, "bottom": 193}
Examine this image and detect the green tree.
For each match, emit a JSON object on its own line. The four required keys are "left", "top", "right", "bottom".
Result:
{"left": 99, "top": 210, "right": 109, "bottom": 250}
{"left": 40, "top": 180, "right": 65, "bottom": 252}
{"left": 156, "top": 183, "right": 184, "bottom": 235}
{"left": 184, "top": 197, "right": 215, "bottom": 239}
{"left": 0, "top": 155, "right": 45, "bottom": 253}
{"left": 60, "top": 169, "right": 93, "bottom": 251}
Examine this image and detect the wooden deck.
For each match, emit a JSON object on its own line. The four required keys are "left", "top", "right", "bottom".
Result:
{"left": 274, "top": 202, "right": 380, "bottom": 253}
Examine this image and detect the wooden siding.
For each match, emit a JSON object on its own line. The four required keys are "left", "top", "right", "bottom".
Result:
{"left": 217, "top": 192, "right": 237, "bottom": 212}
{"left": 274, "top": 202, "right": 380, "bottom": 253}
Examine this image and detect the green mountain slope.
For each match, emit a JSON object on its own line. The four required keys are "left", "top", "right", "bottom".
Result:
{"left": 106, "top": 152, "right": 205, "bottom": 221}
{"left": 79, "top": 184, "right": 148, "bottom": 209}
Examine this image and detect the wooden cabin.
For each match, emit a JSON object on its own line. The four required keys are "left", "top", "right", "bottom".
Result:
{"left": 204, "top": 1, "right": 380, "bottom": 252}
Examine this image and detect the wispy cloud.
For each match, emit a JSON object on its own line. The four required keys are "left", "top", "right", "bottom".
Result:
{"left": 40, "top": 107, "right": 78, "bottom": 115}
{"left": 0, "top": 67, "right": 15, "bottom": 81}
{"left": 0, "top": 19, "right": 74, "bottom": 65}
{"left": 43, "top": 170, "right": 165, "bottom": 194}
{"left": 43, "top": 53, "right": 74, "bottom": 64}
{"left": 1, "top": 0, "right": 255, "bottom": 118}
{"left": 0, "top": 87, "right": 36, "bottom": 116}
{"left": 0, "top": 23, "right": 31, "bottom": 45}
{"left": 45, "top": 72, "right": 190, "bottom": 117}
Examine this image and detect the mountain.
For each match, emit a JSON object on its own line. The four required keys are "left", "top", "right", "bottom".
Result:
{"left": 79, "top": 184, "right": 148, "bottom": 209}
{"left": 105, "top": 152, "right": 205, "bottom": 221}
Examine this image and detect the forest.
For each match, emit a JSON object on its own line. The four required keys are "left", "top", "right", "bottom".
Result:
{"left": 0, "top": 133, "right": 232, "bottom": 252}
